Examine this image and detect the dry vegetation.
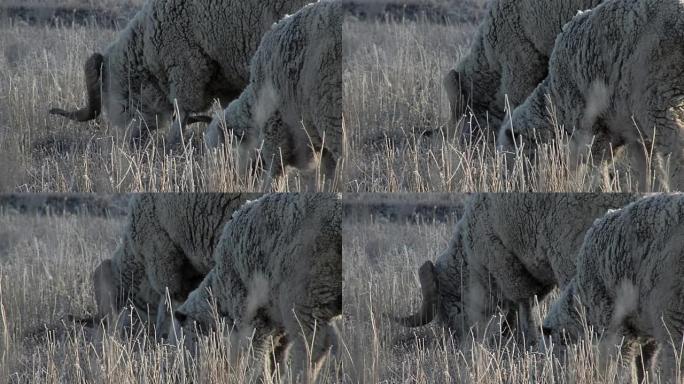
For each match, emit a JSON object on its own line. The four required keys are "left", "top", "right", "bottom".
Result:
{"left": 0, "top": 209, "right": 347, "bottom": 383}
{"left": 342, "top": 200, "right": 677, "bottom": 383}
{"left": 0, "top": 3, "right": 339, "bottom": 193}
{"left": 343, "top": 11, "right": 671, "bottom": 192}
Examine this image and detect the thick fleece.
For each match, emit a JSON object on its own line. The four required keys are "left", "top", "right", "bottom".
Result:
{"left": 444, "top": 0, "right": 603, "bottom": 139}
{"left": 50, "top": 0, "right": 312, "bottom": 146}
{"left": 544, "top": 194, "right": 684, "bottom": 383}
{"left": 393, "top": 193, "right": 638, "bottom": 347}
{"left": 205, "top": 1, "right": 342, "bottom": 190}
{"left": 499, "top": 0, "right": 684, "bottom": 191}
{"left": 174, "top": 193, "right": 342, "bottom": 382}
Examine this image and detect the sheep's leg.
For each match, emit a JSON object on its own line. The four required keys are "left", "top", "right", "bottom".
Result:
{"left": 234, "top": 320, "right": 280, "bottom": 383}
{"left": 260, "top": 114, "right": 290, "bottom": 191}
{"left": 167, "top": 110, "right": 188, "bottom": 148}
{"left": 314, "top": 149, "right": 337, "bottom": 192}
{"left": 658, "top": 340, "right": 684, "bottom": 384}
{"left": 667, "top": 141, "right": 684, "bottom": 193}
{"left": 635, "top": 339, "right": 658, "bottom": 384}
{"left": 155, "top": 294, "right": 184, "bottom": 342}
{"left": 655, "top": 116, "right": 684, "bottom": 192}
{"left": 516, "top": 299, "right": 539, "bottom": 348}
{"left": 599, "top": 328, "right": 645, "bottom": 384}
{"left": 476, "top": 238, "right": 546, "bottom": 345}
{"left": 627, "top": 141, "right": 652, "bottom": 192}
{"left": 266, "top": 334, "right": 290, "bottom": 382}
{"left": 288, "top": 322, "right": 336, "bottom": 384}
{"left": 310, "top": 112, "right": 341, "bottom": 191}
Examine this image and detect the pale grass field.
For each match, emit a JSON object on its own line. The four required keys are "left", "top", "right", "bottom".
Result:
{"left": 343, "top": 16, "right": 670, "bottom": 193}
{"left": 0, "top": 6, "right": 339, "bottom": 193}
{"left": 342, "top": 202, "right": 678, "bottom": 383}
{"left": 0, "top": 210, "right": 347, "bottom": 383}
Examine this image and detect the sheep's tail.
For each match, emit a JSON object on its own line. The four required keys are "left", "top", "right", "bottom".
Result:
{"left": 49, "top": 53, "right": 104, "bottom": 122}
{"left": 389, "top": 261, "right": 438, "bottom": 327}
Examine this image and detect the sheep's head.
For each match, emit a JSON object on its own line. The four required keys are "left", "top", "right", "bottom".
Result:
{"left": 50, "top": 53, "right": 104, "bottom": 122}
{"left": 542, "top": 280, "right": 585, "bottom": 346}
{"left": 170, "top": 279, "right": 223, "bottom": 352}
{"left": 443, "top": 68, "right": 500, "bottom": 141}
{"left": 50, "top": 50, "right": 173, "bottom": 140}
{"left": 390, "top": 260, "right": 439, "bottom": 328}
{"left": 204, "top": 100, "right": 260, "bottom": 177}
{"left": 389, "top": 231, "right": 469, "bottom": 342}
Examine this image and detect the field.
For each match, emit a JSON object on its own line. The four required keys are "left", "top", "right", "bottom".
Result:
{"left": 0, "top": 1, "right": 337, "bottom": 193}
{"left": 0, "top": 207, "right": 348, "bottom": 383}
{"left": 342, "top": 198, "right": 677, "bottom": 383}
{"left": 342, "top": 6, "right": 672, "bottom": 193}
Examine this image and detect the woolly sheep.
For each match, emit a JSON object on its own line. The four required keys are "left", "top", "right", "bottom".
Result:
{"left": 92, "top": 193, "right": 257, "bottom": 338}
{"left": 498, "top": 0, "right": 684, "bottom": 192}
{"left": 49, "top": 0, "right": 312, "bottom": 146}
{"left": 543, "top": 194, "right": 684, "bottom": 383}
{"left": 204, "top": 1, "right": 342, "bottom": 190}
{"left": 172, "top": 193, "right": 342, "bottom": 383}
{"left": 393, "top": 193, "right": 637, "bottom": 346}
{"left": 444, "top": 0, "right": 603, "bottom": 139}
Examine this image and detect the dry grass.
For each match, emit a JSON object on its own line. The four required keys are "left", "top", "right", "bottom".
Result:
{"left": 0, "top": 210, "right": 346, "bottom": 383}
{"left": 0, "top": 7, "right": 339, "bottom": 193}
{"left": 342, "top": 15, "right": 671, "bottom": 192}
{"left": 342, "top": 202, "right": 678, "bottom": 383}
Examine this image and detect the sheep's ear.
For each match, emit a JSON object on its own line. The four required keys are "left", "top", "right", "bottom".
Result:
{"left": 92, "top": 259, "right": 117, "bottom": 317}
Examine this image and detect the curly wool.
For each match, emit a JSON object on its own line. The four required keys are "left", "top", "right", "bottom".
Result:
{"left": 92, "top": 193, "right": 257, "bottom": 336}
{"left": 543, "top": 194, "right": 684, "bottom": 383}
{"left": 174, "top": 193, "right": 342, "bottom": 382}
{"left": 57, "top": 0, "right": 312, "bottom": 144}
{"left": 444, "top": 0, "right": 603, "bottom": 139}
{"left": 499, "top": 0, "right": 684, "bottom": 191}
{"left": 396, "top": 193, "right": 637, "bottom": 346}
{"left": 205, "top": 1, "right": 342, "bottom": 188}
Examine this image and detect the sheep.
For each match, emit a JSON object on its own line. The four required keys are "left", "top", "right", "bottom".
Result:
{"left": 498, "top": 0, "right": 684, "bottom": 192}
{"left": 542, "top": 194, "right": 684, "bottom": 383}
{"left": 172, "top": 193, "right": 342, "bottom": 383}
{"left": 92, "top": 193, "right": 257, "bottom": 338}
{"left": 443, "top": 0, "right": 603, "bottom": 140}
{"left": 48, "top": 0, "right": 312, "bottom": 147}
{"left": 204, "top": 1, "right": 342, "bottom": 190}
{"left": 392, "top": 193, "right": 638, "bottom": 347}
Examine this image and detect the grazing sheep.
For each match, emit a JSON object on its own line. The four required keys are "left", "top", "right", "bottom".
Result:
{"left": 393, "top": 193, "right": 637, "bottom": 346}
{"left": 444, "top": 0, "right": 603, "bottom": 139}
{"left": 172, "top": 193, "right": 342, "bottom": 383}
{"left": 92, "top": 193, "right": 257, "bottom": 337}
{"left": 204, "top": 1, "right": 342, "bottom": 190}
{"left": 543, "top": 194, "right": 684, "bottom": 383}
{"left": 49, "top": 0, "right": 312, "bottom": 146}
{"left": 498, "top": 0, "right": 684, "bottom": 192}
